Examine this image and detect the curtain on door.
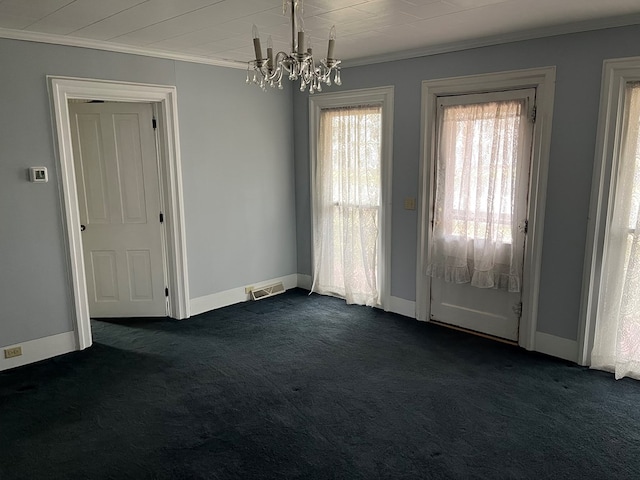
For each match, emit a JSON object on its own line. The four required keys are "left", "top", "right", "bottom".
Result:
{"left": 311, "top": 105, "right": 382, "bottom": 306}
{"left": 591, "top": 83, "right": 640, "bottom": 380}
{"left": 426, "top": 99, "right": 528, "bottom": 292}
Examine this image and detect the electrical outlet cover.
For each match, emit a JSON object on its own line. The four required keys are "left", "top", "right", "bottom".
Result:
{"left": 4, "top": 346, "right": 22, "bottom": 358}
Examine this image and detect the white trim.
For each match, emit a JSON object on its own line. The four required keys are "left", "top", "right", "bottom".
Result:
{"left": 308, "top": 86, "right": 394, "bottom": 309}
{"left": 0, "top": 28, "right": 245, "bottom": 70}
{"left": 534, "top": 332, "right": 578, "bottom": 363}
{"left": 2, "top": 14, "right": 639, "bottom": 71}
{"left": 387, "top": 296, "right": 416, "bottom": 319}
{"left": 0, "top": 332, "right": 76, "bottom": 372}
{"left": 297, "top": 274, "right": 313, "bottom": 291}
{"left": 578, "top": 56, "right": 640, "bottom": 366}
{"left": 343, "top": 14, "right": 640, "bottom": 68}
{"left": 190, "top": 274, "right": 299, "bottom": 316}
{"left": 416, "top": 67, "right": 556, "bottom": 351}
{"left": 299, "top": 271, "right": 417, "bottom": 319}
{"left": 48, "top": 76, "right": 191, "bottom": 350}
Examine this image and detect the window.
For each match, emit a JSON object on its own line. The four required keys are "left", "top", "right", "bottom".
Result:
{"left": 590, "top": 82, "right": 640, "bottom": 379}
{"left": 438, "top": 98, "right": 527, "bottom": 243}
{"left": 428, "top": 90, "right": 535, "bottom": 292}
{"left": 309, "top": 87, "right": 394, "bottom": 308}
{"left": 313, "top": 105, "right": 382, "bottom": 306}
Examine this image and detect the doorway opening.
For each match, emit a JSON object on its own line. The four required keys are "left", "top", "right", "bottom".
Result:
{"left": 417, "top": 67, "right": 556, "bottom": 350}
{"left": 49, "top": 77, "right": 190, "bottom": 351}
{"left": 427, "top": 88, "right": 535, "bottom": 341}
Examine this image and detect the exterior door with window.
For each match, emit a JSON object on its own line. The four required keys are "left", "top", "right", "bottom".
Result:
{"left": 69, "top": 102, "right": 167, "bottom": 318}
{"left": 427, "top": 89, "right": 535, "bottom": 340}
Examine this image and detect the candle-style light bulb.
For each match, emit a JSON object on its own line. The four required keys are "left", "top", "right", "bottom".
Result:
{"left": 267, "top": 35, "right": 274, "bottom": 72}
{"left": 296, "top": 18, "right": 305, "bottom": 53}
{"left": 252, "top": 24, "right": 263, "bottom": 63}
{"left": 327, "top": 25, "right": 336, "bottom": 62}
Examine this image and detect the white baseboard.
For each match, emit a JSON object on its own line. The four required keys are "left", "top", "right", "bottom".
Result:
{"left": 534, "top": 332, "right": 578, "bottom": 363}
{"left": 297, "top": 276, "right": 415, "bottom": 319}
{"left": 0, "top": 331, "right": 77, "bottom": 372}
{"left": 297, "top": 274, "right": 312, "bottom": 290}
{"left": 387, "top": 296, "right": 416, "bottom": 318}
{"left": 190, "top": 274, "right": 299, "bottom": 316}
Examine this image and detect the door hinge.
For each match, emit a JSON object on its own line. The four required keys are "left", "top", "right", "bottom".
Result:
{"left": 513, "top": 302, "right": 523, "bottom": 318}
{"left": 165, "top": 287, "right": 169, "bottom": 297}
{"left": 529, "top": 105, "right": 537, "bottom": 124}
{"left": 152, "top": 117, "right": 157, "bottom": 129}
{"left": 524, "top": 219, "right": 528, "bottom": 234}
{"left": 159, "top": 212, "right": 164, "bottom": 223}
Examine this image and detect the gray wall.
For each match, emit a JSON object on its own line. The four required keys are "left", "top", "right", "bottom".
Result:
{"left": 0, "top": 38, "right": 296, "bottom": 347}
{"left": 176, "top": 62, "right": 296, "bottom": 297}
{"left": 293, "top": 25, "right": 640, "bottom": 341}
{"left": 3, "top": 24, "right": 640, "bottom": 352}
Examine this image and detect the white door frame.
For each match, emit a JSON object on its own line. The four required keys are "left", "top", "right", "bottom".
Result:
{"left": 308, "top": 86, "right": 394, "bottom": 309}
{"left": 577, "top": 56, "right": 640, "bottom": 366}
{"left": 416, "top": 67, "right": 556, "bottom": 350}
{"left": 48, "top": 76, "right": 191, "bottom": 350}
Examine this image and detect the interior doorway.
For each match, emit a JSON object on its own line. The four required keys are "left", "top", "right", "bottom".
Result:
{"left": 49, "top": 77, "right": 190, "bottom": 351}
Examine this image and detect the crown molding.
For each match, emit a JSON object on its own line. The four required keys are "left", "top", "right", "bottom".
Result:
{"left": 0, "top": 27, "right": 247, "bottom": 70}
{"left": 1, "top": 14, "right": 639, "bottom": 71}
{"left": 342, "top": 14, "right": 640, "bottom": 68}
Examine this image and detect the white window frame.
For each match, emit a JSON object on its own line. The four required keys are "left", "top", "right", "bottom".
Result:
{"left": 48, "top": 76, "right": 191, "bottom": 351}
{"left": 417, "top": 67, "right": 556, "bottom": 351}
{"left": 578, "top": 56, "right": 640, "bottom": 366}
{"left": 309, "top": 86, "right": 394, "bottom": 309}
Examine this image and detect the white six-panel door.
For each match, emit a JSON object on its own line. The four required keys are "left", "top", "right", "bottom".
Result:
{"left": 69, "top": 102, "right": 167, "bottom": 317}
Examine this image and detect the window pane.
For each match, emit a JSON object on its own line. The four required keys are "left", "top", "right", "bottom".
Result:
{"left": 627, "top": 83, "right": 640, "bottom": 230}
{"left": 439, "top": 100, "right": 525, "bottom": 243}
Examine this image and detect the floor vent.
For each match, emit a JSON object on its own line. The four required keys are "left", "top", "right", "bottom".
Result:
{"left": 251, "top": 282, "right": 285, "bottom": 301}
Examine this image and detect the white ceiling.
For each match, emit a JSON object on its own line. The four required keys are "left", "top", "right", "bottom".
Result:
{"left": 1, "top": 0, "right": 640, "bottom": 68}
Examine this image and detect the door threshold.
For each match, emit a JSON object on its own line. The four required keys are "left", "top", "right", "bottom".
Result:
{"left": 429, "top": 319, "right": 518, "bottom": 346}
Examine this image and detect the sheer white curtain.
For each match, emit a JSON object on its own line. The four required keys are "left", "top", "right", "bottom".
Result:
{"left": 311, "top": 105, "right": 382, "bottom": 306}
{"left": 591, "top": 83, "right": 640, "bottom": 380}
{"left": 427, "top": 99, "right": 528, "bottom": 292}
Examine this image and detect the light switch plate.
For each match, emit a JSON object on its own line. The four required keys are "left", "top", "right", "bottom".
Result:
{"left": 29, "top": 167, "right": 48, "bottom": 183}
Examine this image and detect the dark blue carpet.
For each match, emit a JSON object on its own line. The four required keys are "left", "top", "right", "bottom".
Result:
{"left": 1, "top": 289, "right": 640, "bottom": 479}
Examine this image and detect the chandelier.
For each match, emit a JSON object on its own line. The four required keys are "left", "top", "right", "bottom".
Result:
{"left": 247, "top": 0, "right": 342, "bottom": 93}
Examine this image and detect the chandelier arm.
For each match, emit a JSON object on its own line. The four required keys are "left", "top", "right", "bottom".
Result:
{"left": 275, "top": 51, "right": 290, "bottom": 65}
